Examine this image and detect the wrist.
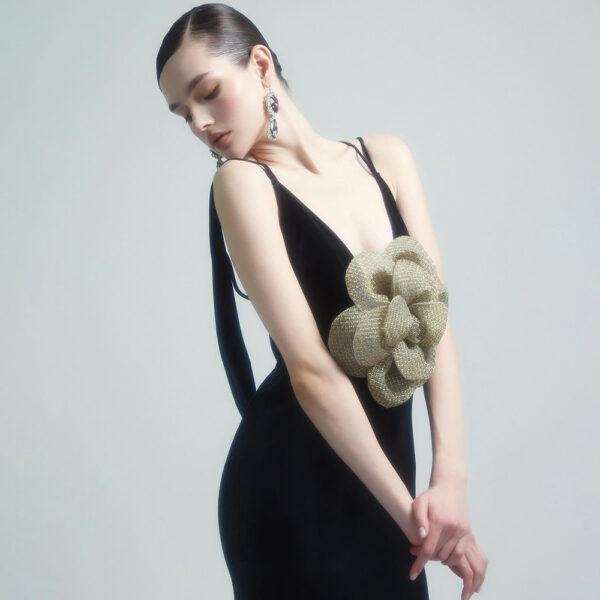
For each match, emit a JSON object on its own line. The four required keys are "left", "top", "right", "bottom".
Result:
{"left": 388, "top": 485, "right": 417, "bottom": 536}
{"left": 430, "top": 462, "right": 468, "bottom": 487}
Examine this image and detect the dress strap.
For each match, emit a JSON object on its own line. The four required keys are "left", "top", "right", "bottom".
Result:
{"left": 339, "top": 136, "right": 380, "bottom": 177}
{"left": 341, "top": 137, "right": 406, "bottom": 237}
{"left": 339, "top": 138, "right": 375, "bottom": 175}
{"left": 209, "top": 182, "right": 256, "bottom": 416}
{"left": 357, "top": 136, "right": 378, "bottom": 175}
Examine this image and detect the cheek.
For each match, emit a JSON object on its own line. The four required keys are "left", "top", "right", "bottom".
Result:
{"left": 215, "top": 89, "right": 235, "bottom": 117}
{"left": 224, "top": 79, "right": 263, "bottom": 126}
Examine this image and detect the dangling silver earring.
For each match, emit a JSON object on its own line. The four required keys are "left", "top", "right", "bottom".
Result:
{"left": 265, "top": 86, "right": 279, "bottom": 140}
{"left": 210, "top": 149, "right": 225, "bottom": 169}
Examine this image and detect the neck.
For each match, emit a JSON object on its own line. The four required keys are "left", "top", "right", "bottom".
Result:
{"left": 245, "top": 84, "right": 345, "bottom": 175}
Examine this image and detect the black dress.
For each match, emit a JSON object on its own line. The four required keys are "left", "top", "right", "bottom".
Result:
{"left": 208, "top": 137, "right": 429, "bottom": 599}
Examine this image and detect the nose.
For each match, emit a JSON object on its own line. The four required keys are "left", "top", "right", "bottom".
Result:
{"left": 191, "top": 120, "right": 211, "bottom": 139}
{"left": 188, "top": 109, "right": 212, "bottom": 138}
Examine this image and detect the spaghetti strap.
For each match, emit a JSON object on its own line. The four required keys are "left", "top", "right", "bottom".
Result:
{"left": 356, "top": 136, "right": 379, "bottom": 175}
{"left": 338, "top": 137, "right": 380, "bottom": 179}
{"left": 339, "top": 137, "right": 404, "bottom": 237}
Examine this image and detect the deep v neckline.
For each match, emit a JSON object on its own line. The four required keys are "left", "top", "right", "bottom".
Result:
{"left": 268, "top": 140, "right": 400, "bottom": 261}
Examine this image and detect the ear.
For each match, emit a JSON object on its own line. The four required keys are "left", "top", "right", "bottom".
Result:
{"left": 249, "top": 44, "right": 274, "bottom": 86}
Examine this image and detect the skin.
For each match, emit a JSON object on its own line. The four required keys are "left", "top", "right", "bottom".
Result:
{"left": 159, "top": 37, "right": 487, "bottom": 599}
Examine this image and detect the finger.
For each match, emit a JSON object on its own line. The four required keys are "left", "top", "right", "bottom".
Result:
{"left": 450, "top": 561, "right": 465, "bottom": 579}
{"left": 430, "top": 526, "right": 454, "bottom": 561}
{"left": 408, "top": 545, "right": 426, "bottom": 556}
{"left": 446, "top": 534, "right": 475, "bottom": 565}
{"left": 438, "top": 535, "right": 459, "bottom": 565}
{"left": 459, "top": 556, "right": 474, "bottom": 600}
{"left": 468, "top": 541, "right": 487, "bottom": 593}
{"left": 476, "top": 542, "right": 488, "bottom": 590}
{"left": 409, "top": 548, "right": 429, "bottom": 581}
{"left": 411, "top": 495, "right": 430, "bottom": 539}
{"left": 465, "top": 542, "right": 483, "bottom": 595}
{"left": 464, "top": 538, "right": 487, "bottom": 594}
{"left": 412, "top": 530, "right": 450, "bottom": 560}
{"left": 477, "top": 546, "right": 488, "bottom": 591}
{"left": 409, "top": 527, "right": 440, "bottom": 580}
{"left": 445, "top": 536, "right": 467, "bottom": 568}
{"left": 448, "top": 559, "right": 470, "bottom": 595}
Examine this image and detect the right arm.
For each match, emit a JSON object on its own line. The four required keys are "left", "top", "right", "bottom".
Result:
{"left": 212, "top": 160, "right": 423, "bottom": 544}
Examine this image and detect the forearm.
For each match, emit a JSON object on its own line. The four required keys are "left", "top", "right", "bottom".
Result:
{"left": 423, "top": 320, "right": 467, "bottom": 484}
{"left": 291, "top": 362, "right": 417, "bottom": 537}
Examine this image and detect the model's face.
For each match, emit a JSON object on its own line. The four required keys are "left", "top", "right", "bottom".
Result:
{"left": 159, "top": 38, "right": 267, "bottom": 157}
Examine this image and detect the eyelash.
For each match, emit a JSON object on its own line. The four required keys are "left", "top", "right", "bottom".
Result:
{"left": 184, "top": 85, "right": 220, "bottom": 124}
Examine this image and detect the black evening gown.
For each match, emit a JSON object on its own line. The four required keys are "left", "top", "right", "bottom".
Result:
{"left": 208, "top": 137, "right": 429, "bottom": 599}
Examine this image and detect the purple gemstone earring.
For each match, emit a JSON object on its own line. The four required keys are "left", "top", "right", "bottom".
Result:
{"left": 265, "top": 86, "right": 279, "bottom": 140}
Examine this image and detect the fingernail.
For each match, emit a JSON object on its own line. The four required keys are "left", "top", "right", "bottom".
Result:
{"left": 419, "top": 526, "right": 426, "bottom": 538}
{"left": 409, "top": 572, "right": 416, "bottom": 581}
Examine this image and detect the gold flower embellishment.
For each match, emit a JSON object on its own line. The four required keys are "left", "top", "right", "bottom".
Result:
{"left": 327, "top": 236, "right": 449, "bottom": 408}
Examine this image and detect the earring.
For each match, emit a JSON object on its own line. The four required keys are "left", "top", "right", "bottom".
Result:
{"left": 210, "top": 149, "right": 225, "bottom": 169}
{"left": 265, "top": 86, "right": 279, "bottom": 140}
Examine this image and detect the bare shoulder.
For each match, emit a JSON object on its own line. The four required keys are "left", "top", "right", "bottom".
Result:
{"left": 212, "top": 158, "right": 275, "bottom": 213}
{"left": 360, "top": 133, "right": 413, "bottom": 197}
{"left": 361, "top": 134, "right": 446, "bottom": 284}
{"left": 360, "top": 133, "right": 411, "bottom": 159}
{"left": 211, "top": 158, "right": 282, "bottom": 256}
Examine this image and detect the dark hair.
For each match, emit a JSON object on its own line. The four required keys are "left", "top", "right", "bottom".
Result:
{"left": 156, "top": 3, "right": 290, "bottom": 91}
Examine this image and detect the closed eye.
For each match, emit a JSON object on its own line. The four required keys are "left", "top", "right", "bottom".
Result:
{"left": 184, "top": 85, "right": 220, "bottom": 124}
{"left": 205, "top": 85, "right": 220, "bottom": 100}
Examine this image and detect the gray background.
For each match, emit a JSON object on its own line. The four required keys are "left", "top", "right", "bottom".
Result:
{"left": 2, "top": 1, "right": 598, "bottom": 598}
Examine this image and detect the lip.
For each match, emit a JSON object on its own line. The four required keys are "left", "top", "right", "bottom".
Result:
{"left": 211, "top": 131, "right": 231, "bottom": 148}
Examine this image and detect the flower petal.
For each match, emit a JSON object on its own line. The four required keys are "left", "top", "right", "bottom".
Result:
{"left": 409, "top": 300, "right": 448, "bottom": 346}
{"left": 383, "top": 295, "right": 419, "bottom": 347}
{"left": 345, "top": 251, "right": 394, "bottom": 310}
{"left": 367, "top": 355, "right": 415, "bottom": 407}
{"left": 327, "top": 306, "right": 367, "bottom": 376}
{"left": 353, "top": 305, "right": 389, "bottom": 366}
{"left": 385, "top": 236, "right": 439, "bottom": 279}
{"left": 392, "top": 259, "right": 440, "bottom": 305}
{"left": 392, "top": 340, "right": 436, "bottom": 383}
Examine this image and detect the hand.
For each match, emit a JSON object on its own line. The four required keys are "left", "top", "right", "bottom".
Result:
{"left": 407, "top": 477, "right": 470, "bottom": 579}
{"left": 407, "top": 477, "right": 487, "bottom": 598}
{"left": 410, "top": 529, "right": 488, "bottom": 600}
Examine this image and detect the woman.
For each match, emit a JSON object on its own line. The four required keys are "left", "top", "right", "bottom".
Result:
{"left": 156, "top": 4, "right": 487, "bottom": 599}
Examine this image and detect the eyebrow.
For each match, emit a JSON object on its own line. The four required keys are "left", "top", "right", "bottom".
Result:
{"left": 168, "top": 72, "right": 211, "bottom": 112}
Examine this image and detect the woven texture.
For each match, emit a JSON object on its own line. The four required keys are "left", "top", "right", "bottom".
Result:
{"left": 327, "top": 235, "right": 449, "bottom": 408}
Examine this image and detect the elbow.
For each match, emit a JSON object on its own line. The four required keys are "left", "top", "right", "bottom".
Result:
{"left": 287, "top": 351, "right": 338, "bottom": 399}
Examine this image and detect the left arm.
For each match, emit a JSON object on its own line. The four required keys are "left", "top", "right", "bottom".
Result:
{"left": 366, "top": 135, "right": 487, "bottom": 596}
{"left": 370, "top": 134, "right": 467, "bottom": 485}
{"left": 424, "top": 324, "right": 467, "bottom": 484}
